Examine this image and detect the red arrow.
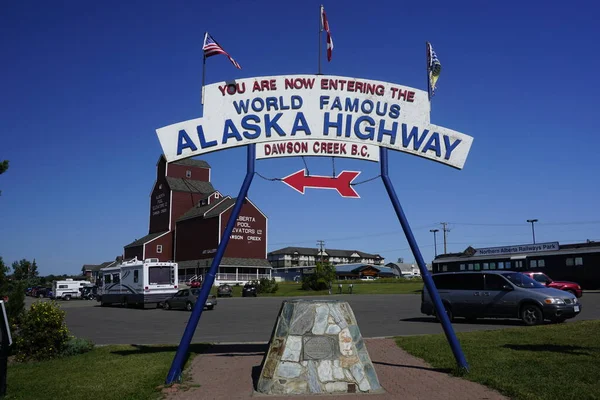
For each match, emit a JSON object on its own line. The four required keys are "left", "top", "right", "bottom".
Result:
{"left": 281, "top": 170, "right": 361, "bottom": 198}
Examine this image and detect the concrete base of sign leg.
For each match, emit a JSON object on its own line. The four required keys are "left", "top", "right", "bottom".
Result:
{"left": 256, "top": 299, "right": 384, "bottom": 395}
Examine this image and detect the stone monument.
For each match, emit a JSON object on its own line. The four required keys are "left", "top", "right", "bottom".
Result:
{"left": 256, "top": 299, "right": 383, "bottom": 395}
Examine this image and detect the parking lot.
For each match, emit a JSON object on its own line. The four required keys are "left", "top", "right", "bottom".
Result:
{"left": 26, "top": 292, "right": 600, "bottom": 345}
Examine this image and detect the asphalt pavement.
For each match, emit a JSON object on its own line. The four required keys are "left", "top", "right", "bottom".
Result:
{"left": 24, "top": 291, "right": 599, "bottom": 345}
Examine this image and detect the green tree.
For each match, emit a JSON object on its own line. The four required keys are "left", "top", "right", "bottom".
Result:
{"left": 0, "top": 159, "right": 8, "bottom": 196}
{"left": 302, "top": 261, "right": 337, "bottom": 291}
{"left": 12, "top": 259, "right": 29, "bottom": 281}
{"left": 12, "top": 258, "right": 39, "bottom": 285}
{"left": 0, "top": 256, "right": 9, "bottom": 288}
{"left": 1, "top": 256, "right": 26, "bottom": 326}
{"left": 5, "top": 281, "right": 26, "bottom": 326}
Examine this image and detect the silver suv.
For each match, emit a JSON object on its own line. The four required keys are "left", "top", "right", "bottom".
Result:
{"left": 421, "top": 271, "right": 581, "bottom": 325}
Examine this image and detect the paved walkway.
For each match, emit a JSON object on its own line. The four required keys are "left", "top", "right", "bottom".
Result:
{"left": 163, "top": 338, "right": 508, "bottom": 400}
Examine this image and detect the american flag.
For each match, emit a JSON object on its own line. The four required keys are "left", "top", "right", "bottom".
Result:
{"left": 321, "top": 6, "right": 333, "bottom": 62}
{"left": 203, "top": 32, "right": 242, "bottom": 69}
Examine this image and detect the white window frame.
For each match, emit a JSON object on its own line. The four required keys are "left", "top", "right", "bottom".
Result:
{"left": 157, "top": 245, "right": 163, "bottom": 254}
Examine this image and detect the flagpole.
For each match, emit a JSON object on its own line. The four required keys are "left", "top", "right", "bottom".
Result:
{"left": 201, "top": 32, "right": 208, "bottom": 106}
{"left": 201, "top": 53, "right": 207, "bottom": 106}
{"left": 318, "top": 5, "right": 322, "bottom": 75}
{"left": 426, "top": 41, "right": 431, "bottom": 103}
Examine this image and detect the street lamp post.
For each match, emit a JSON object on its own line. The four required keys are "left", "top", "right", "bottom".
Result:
{"left": 527, "top": 219, "right": 538, "bottom": 244}
{"left": 430, "top": 229, "right": 439, "bottom": 257}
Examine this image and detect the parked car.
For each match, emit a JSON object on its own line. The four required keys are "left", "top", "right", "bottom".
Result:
{"left": 521, "top": 271, "right": 583, "bottom": 298}
{"left": 217, "top": 284, "right": 233, "bottom": 297}
{"left": 163, "top": 288, "right": 217, "bottom": 311}
{"left": 35, "top": 288, "right": 53, "bottom": 298}
{"left": 242, "top": 283, "right": 257, "bottom": 297}
{"left": 189, "top": 280, "right": 201, "bottom": 288}
{"left": 79, "top": 285, "right": 98, "bottom": 300}
{"left": 421, "top": 271, "right": 581, "bottom": 325}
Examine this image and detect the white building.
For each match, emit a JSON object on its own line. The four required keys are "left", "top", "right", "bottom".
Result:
{"left": 268, "top": 247, "right": 384, "bottom": 268}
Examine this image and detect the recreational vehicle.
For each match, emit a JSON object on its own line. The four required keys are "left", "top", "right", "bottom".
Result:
{"left": 53, "top": 279, "right": 90, "bottom": 300}
{"left": 97, "top": 257, "right": 179, "bottom": 308}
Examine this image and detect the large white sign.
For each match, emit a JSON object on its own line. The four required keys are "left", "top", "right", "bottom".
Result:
{"left": 156, "top": 75, "right": 473, "bottom": 169}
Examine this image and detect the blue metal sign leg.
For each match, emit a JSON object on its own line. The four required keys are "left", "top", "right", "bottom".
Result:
{"left": 379, "top": 148, "right": 469, "bottom": 372}
{"left": 165, "top": 144, "right": 256, "bottom": 384}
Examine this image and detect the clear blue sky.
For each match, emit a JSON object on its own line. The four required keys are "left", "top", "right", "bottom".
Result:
{"left": 1, "top": 0, "right": 599, "bottom": 276}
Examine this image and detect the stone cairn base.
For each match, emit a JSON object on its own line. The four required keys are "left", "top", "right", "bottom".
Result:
{"left": 256, "top": 299, "right": 383, "bottom": 395}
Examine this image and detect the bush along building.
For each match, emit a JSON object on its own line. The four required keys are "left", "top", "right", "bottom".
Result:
{"left": 268, "top": 246, "right": 384, "bottom": 268}
{"left": 122, "top": 155, "right": 271, "bottom": 286}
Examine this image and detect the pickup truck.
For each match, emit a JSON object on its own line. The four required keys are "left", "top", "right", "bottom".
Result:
{"left": 521, "top": 271, "right": 583, "bottom": 298}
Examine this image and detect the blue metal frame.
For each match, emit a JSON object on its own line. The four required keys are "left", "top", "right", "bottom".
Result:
{"left": 379, "top": 147, "right": 469, "bottom": 372}
{"left": 165, "top": 144, "right": 256, "bottom": 384}
{"left": 165, "top": 144, "right": 467, "bottom": 384}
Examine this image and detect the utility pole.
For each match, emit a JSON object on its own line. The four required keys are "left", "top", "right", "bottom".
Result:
{"left": 317, "top": 240, "right": 325, "bottom": 265}
{"left": 440, "top": 223, "right": 450, "bottom": 254}
{"left": 430, "top": 229, "right": 439, "bottom": 257}
{"left": 527, "top": 219, "right": 538, "bottom": 244}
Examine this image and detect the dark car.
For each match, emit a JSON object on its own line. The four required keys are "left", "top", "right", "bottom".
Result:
{"left": 521, "top": 271, "right": 583, "bottom": 298}
{"left": 80, "top": 286, "right": 98, "bottom": 300}
{"left": 242, "top": 283, "right": 257, "bottom": 297}
{"left": 217, "top": 284, "right": 233, "bottom": 297}
{"left": 163, "top": 288, "right": 217, "bottom": 311}
{"left": 35, "top": 288, "right": 53, "bottom": 298}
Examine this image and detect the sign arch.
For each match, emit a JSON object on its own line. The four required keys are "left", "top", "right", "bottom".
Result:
{"left": 161, "top": 74, "right": 472, "bottom": 385}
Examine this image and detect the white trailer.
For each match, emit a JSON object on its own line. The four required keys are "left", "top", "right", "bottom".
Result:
{"left": 97, "top": 257, "right": 179, "bottom": 308}
{"left": 53, "top": 279, "right": 89, "bottom": 300}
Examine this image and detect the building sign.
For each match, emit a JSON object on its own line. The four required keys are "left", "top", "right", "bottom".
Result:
{"left": 156, "top": 74, "right": 473, "bottom": 169}
{"left": 229, "top": 215, "right": 263, "bottom": 242}
{"left": 473, "top": 242, "right": 560, "bottom": 257}
{"left": 151, "top": 192, "right": 169, "bottom": 216}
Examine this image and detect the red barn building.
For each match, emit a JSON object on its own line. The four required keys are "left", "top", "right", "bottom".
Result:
{"left": 123, "top": 155, "right": 271, "bottom": 285}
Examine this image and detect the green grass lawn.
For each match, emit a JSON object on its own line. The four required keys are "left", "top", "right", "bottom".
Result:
{"left": 209, "top": 280, "right": 424, "bottom": 297}
{"left": 8, "top": 320, "right": 600, "bottom": 400}
{"left": 6, "top": 344, "right": 208, "bottom": 400}
{"left": 396, "top": 320, "right": 600, "bottom": 400}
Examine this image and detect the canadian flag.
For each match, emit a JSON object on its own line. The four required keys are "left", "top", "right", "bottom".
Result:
{"left": 321, "top": 5, "right": 333, "bottom": 62}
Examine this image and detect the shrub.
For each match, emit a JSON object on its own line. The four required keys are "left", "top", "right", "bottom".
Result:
{"left": 249, "top": 278, "right": 279, "bottom": 294}
{"left": 302, "top": 262, "right": 336, "bottom": 291}
{"left": 15, "top": 300, "right": 70, "bottom": 362}
{"left": 61, "top": 337, "right": 94, "bottom": 357}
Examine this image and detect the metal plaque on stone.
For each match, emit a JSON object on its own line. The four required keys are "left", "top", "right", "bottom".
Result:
{"left": 302, "top": 336, "right": 337, "bottom": 360}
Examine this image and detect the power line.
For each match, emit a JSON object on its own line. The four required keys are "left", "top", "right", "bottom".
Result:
{"left": 268, "top": 224, "right": 440, "bottom": 247}
{"left": 449, "top": 221, "right": 600, "bottom": 227}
